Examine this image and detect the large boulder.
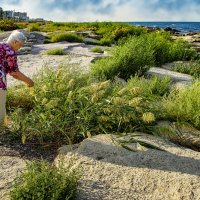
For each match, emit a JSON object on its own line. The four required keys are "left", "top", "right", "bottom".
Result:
{"left": 56, "top": 133, "right": 200, "bottom": 200}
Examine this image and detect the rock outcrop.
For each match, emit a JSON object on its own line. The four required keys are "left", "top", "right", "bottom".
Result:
{"left": 57, "top": 133, "right": 200, "bottom": 200}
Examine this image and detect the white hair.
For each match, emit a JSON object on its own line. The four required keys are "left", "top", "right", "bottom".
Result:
{"left": 7, "top": 30, "right": 26, "bottom": 44}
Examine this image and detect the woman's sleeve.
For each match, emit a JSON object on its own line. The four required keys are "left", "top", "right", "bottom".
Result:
{"left": 5, "top": 50, "right": 19, "bottom": 73}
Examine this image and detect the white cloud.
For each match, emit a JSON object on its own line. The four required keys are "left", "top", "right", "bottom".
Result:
{"left": 0, "top": 0, "right": 200, "bottom": 21}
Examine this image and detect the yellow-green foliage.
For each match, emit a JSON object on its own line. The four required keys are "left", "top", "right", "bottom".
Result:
{"left": 50, "top": 32, "right": 83, "bottom": 43}
{"left": 0, "top": 19, "right": 19, "bottom": 31}
{"left": 162, "top": 81, "right": 200, "bottom": 129}
{"left": 10, "top": 160, "right": 80, "bottom": 200}
{"left": 91, "top": 31, "right": 197, "bottom": 80}
{"left": 174, "top": 60, "right": 200, "bottom": 78}
{"left": 7, "top": 65, "right": 170, "bottom": 144}
{"left": 90, "top": 46, "right": 104, "bottom": 53}
{"left": 28, "top": 24, "right": 41, "bottom": 31}
{"left": 46, "top": 48, "right": 66, "bottom": 55}
{"left": 18, "top": 21, "right": 147, "bottom": 46}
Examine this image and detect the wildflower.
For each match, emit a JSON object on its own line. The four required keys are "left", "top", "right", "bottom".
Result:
{"left": 91, "top": 93, "right": 98, "bottom": 103}
{"left": 67, "top": 91, "right": 73, "bottom": 100}
{"left": 130, "top": 87, "right": 142, "bottom": 96}
{"left": 98, "top": 115, "right": 110, "bottom": 122}
{"left": 117, "top": 88, "right": 127, "bottom": 95}
{"left": 99, "top": 80, "right": 110, "bottom": 89}
{"left": 142, "top": 112, "right": 155, "bottom": 123}
{"left": 41, "top": 98, "right": 48, "bottom": 105}
{"left": 129, "top": 97, "right": 143, "bottom": 107}
{"left": 112, "top": 97, "right": 125, "bottom": 105}
{"left": 45, "top": 98, "right": 59, "bottom": 109}
{"left": 67, "top": 79, "right": 74, "bottom": 89}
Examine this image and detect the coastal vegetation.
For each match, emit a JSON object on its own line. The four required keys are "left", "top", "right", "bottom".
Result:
{"left": 3, "top": 20, "right": 199, "bottom": 146}
{"left": 10, "top": 160, "right": 80, "bottom": 200}
{"left": 0, "top": 19, "right": 200, "bottom": 199}
{"left": 46, "top": 48, "right": 66, "bottom": 55}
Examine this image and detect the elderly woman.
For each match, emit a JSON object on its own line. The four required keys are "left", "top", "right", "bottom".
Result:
{"left": 0, "top": 30, "right": 34, "bottom": 126}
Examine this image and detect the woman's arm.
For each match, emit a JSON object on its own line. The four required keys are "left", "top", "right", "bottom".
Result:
{"left": 9, "top": 71, "right": 34, "bottom": 87}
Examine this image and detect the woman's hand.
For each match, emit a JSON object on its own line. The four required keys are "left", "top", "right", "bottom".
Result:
{"left": 9, "top": 70, "right": 34, "bottom": 87}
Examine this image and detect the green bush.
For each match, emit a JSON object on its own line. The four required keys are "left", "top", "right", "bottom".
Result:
{"left": 7, "top": 65, "right": 171, "bottom": 144}
{"left": 91, "top": 34, "right": 155, "bottom": 80}
{"left": 46, "top": 48, "right": 66, "bottom": 55}
{"left": 10, "top": 160, "right": 80, "bottom": 200}
{"left": 90, "top": 46, "right": 104, "bottom": 53}
{"left": 0, "top": 19, "right": 19, "bottom": 31}
{"left": 28, "top": 24, "right": 40, "bottom": 31}
{"left": 91, "top": 31, "right": 198, "bottom": 80}
{"left": 174, "top": 60, "right": 200, "bottom": 78}
{"left": 161, "top": 81, "right": 200, "bottom": 129}
{"left": 50, "top": 33, "right": 83, "bottom": 43}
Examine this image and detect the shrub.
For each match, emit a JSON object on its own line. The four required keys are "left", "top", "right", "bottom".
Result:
{"left": 46, "top": 48, "right": 66, "bottom": 55}
{"left": 91, "top": 34, "right": 155, "bottom": 80}
{"left": 90, "top": 46, "right": 104, "bottom": 53}
{"left": 50, "top": 33, "right": 83, "bottom": 43}
{"left": 0, "top": 19, "right": 19, "bottom": 31}
{"left": 161, "top": 81, "right": 200, "bottom": 129}
{"left": 91, "top": 31, "right": 198, "bottom": 80}
{"left": 7, "top": 65, "right": 170, "bottom": 144}
{"left": 28, "top": 24, "right": 41, "bottom": 31}
{"left": 174, "top": 60, "right": 200, "bottom": 78}
{"left": 10, "top": 160, "right": 80, "bottom": 200}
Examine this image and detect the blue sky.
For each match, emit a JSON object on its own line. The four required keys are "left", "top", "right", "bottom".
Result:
{"left": 0, "top": 0, "right": 200, "bottom": 21}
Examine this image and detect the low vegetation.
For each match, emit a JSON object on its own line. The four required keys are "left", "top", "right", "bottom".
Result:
{"left": 162, "top": 81, "right": 200, "bottom": 129}
{"left": 50, "top": 32, "right": 83, "bottom": 43}
{"left": 10, "top": 160, "right": 80, "bottom": 200}
{"left": 7, "top": 65, "right": 172, "bottom": 144}
{"left": 0, "top": 19, "right": 19, "bottom": 31}
{"left": 91, "top": 31, "right": 197, "bottom": 80}
{"left": 173, "top": 60, "right": 200, "bottom": 78}
{"left": 90, "top": 46, "right": 104, "bottom": 53}
{"left": 46, "top": 48, "right": 66, "bottom": 55}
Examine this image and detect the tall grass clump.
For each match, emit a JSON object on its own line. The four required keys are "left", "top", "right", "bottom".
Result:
{"left": 161, "top": 81, "right": 200, "bottom": 129}
{"left": 173, "top": 60, "right": 200, "bottom": 78}
{"left": 7, "top": 65, "right": 170, "bottom": 144}
{"left": 91, "top": 31, "right": 197, "bottom": 80}
{"left": 50, "top": 33, "right": 83, "bottom": 43}
{"left": 46, "top": 48, "right": 66, "bottom": 55}
{"left": 10, "top": 160, "right": 80, "bottom": 200}
{"left": 28, "top": 24, "right": 41, "bottom": 31}
{"left": 90, "top": 46, "right": 104, "bottom": 53}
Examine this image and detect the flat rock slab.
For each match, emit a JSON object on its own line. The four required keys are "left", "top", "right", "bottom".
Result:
{"left": 0, "top": 156, "right": 26, "bottom": 200}
{"left": 57, "top": 134, "right": 200, "bottom": 200}
{"left": 147, "top": 67, "right": 193, "bottom": 82}
{"left": 7, "top": 42, "right": 107, "bottom": 87}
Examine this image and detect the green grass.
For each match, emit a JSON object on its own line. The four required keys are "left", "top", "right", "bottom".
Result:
{"left": 50, "top": 32, "right": 83, "bottom": 43}
{"left": 0, "top": 19, "right": 19, "bottom": 31}
{"left": 46, "top": 48, "right": 66, "bottom": 55}
{"left": 10, "top": 160, "right": 80, "bottom": 200}
{"left": 90, "top": 46, "right": 104, "bottom": 53}
{"left": 91, "top": 31, "right": 198, "bottom": 80}
{"left": 16, "top": 21, "right": 147, "bottom": 46}
{"left": 161, "top": 81, "right": 200, "bottom": 129}
{"left": 173, "top": 60, "right": 200, "bottom": 78}
{"left": 28, "top": 24, "right": 41, "bottom": 31}
{"left": 7, "top": 65, "right": 171, "bottom": 144}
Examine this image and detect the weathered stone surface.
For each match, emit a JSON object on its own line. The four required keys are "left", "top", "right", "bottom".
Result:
{"left": 56, "top": 134, "right": 200, "bottom": 200}
{"left": 146, "top": 67, "right": 193, "bottom": 82}
{"left": 0, "top": 156, "right": 26, "bottom": 200}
